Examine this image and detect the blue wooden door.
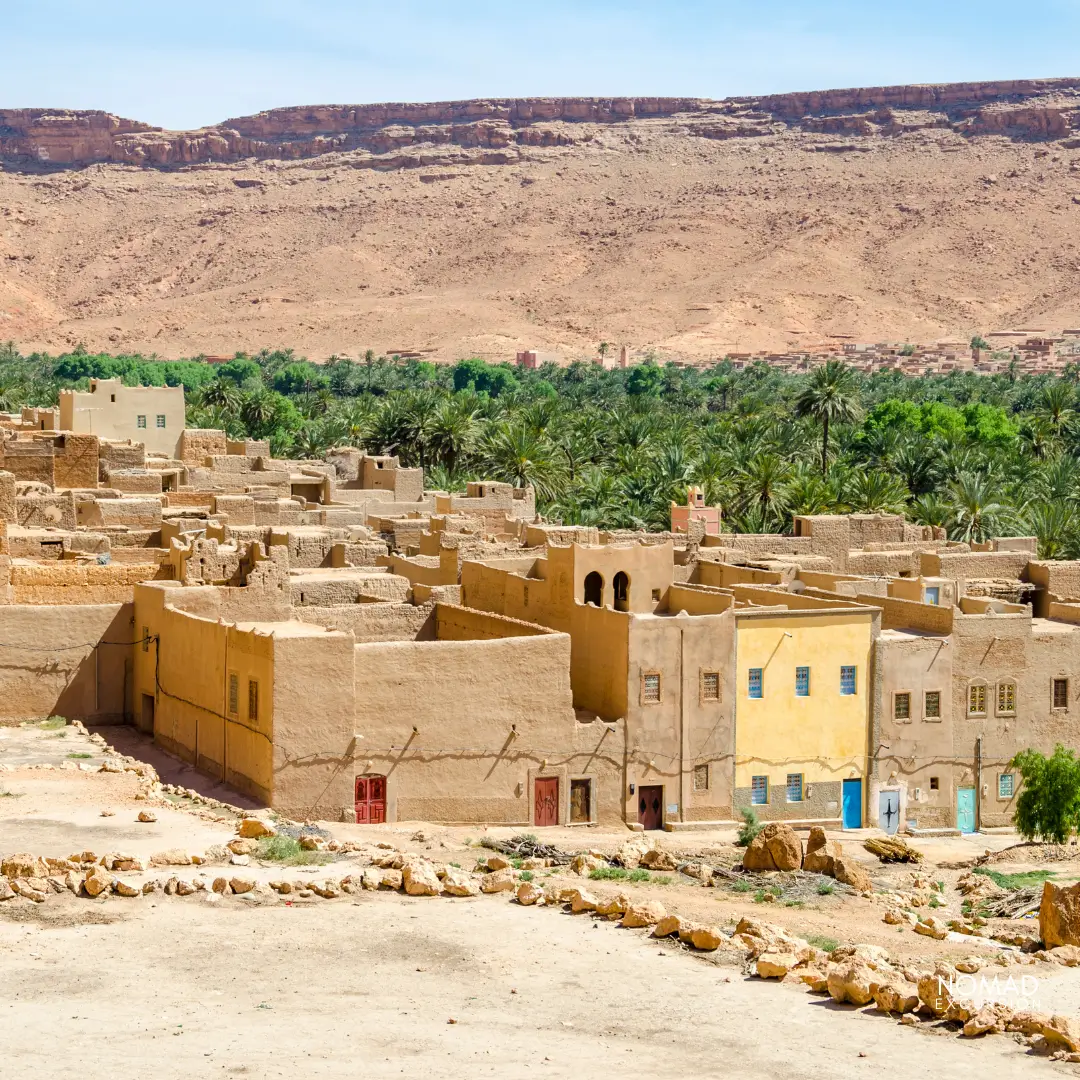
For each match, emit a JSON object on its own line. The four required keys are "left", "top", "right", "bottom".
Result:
{"left": 957, "top": 787, "right": 976, "bottom": 833}
{"left": 842, "top": 779, "right": 862, "bottom": 829}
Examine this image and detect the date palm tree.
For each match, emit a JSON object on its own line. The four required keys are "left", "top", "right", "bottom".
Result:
{"left": 795, "top": 360, "right": 862, "bottom": 476}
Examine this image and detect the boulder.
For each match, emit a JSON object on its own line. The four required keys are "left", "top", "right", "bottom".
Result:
{"left": 520, "top": 857, "right": 546, "bottom": 871}
{"left": 150, "top": 849, "right": 193, "bottom": 867}
{"left": 615, "top": 834, "right": 656, "bottom": 869}
{"left": 360, "top": 869, "right": 380, "bottom": 891}
{"left": 113, "top": 880, "right": 140, "bottom": 898}
{"left": 227, "top": 839, "right": 259, "bottom": 856}
{"left": 1039, "top": 1015, "right": 1080, "bottom": 1053}
{"left": 137, "top": 811, "right": 157, "bottom": 823}
{"left": 229, "top": 877, "right": 256, "bottom": 895}
{"left": 212, "top": 877, "right": 229, "bottom": 894}
{"left": 803, "top": 827, "right": 843, "bottom": 874}
{"left": 742, "top": 823, "right": 802, "bottom": 872}
{"left": 1041, "top": 881, "right": 1080, "bottom": 949}
{"left": 640, "top": 849, "right": 678, "bottom": 872}
{"left": 963, "top": 1005, "right": 1013, "bottom": 1037}
{"left": 652, "top": 914, "right": 685, "bottom": 938}
{"left": 175, "top": 879, "right": 197, "bottom": 896}
{"left": 831, "top": 854, "right": 873, "bottom": 892}
{"left": 688, "top": 926, "right": 723, "bottom": 951}
{"left": 237, "top": 818, "right": 275, "bottom": 839}
{"left": 680, "top": 861, "right": 715, "bottom": 884}
{"left": 570, "top": 853, "right": 605, "bottom": 876}
{"left": 827, "top": 962, "right": 876, "bottom": 1006}
{"left": 480, "top": 869, "right": 519, "bottom": 894}
{"left": 442, "top": 868, "right": 479, "bottom": 897}
{"left": 595, "top": 893, "right": 629, "bottom": 917}
{"left": 914, "top": 917, "right": 949, "bottom": 940}
{"left": 757, "top": 951, "right": 799, "bottom": 978}
{"left": 955, "top": 956, "right": 985, "bottom": 974}
{"left": 917, "top": 966, "right": 972, "bottom": 1022}
{"left": 270, "top": 880, "right": 293, "bottom": 894}
{"left": 871, "top": 978, "right": 920, "bottom": 1014}
{"left": 2, "top": 853, "right": 48, "bottom": 879}
{"left": 1043, "top": 945, "right": 1080, "bottom": 967}
{"left": 485, "top": 855, "right": 511, "bottom": 871}
{"left": 402, "top": 859, "right": 442, "bottom": 897}
{"left": 516, "top": 881, "right": 544, "bottom": 906}
{"left": 299, "top": 836, "right": 323, "bottom": 851}
{"left": 380, "top": 869, "right": 403, "bottom": 890}
{"left": 621, "top": 901, "right": 666, "bottom": 928}
{"left": 799, "top": 968, "right": 829, "bottom": 992}
{"left": 83, "top": 865, "right": 113, "bottom": 898}
{"left": 568, "top": 888, "right": 598, "bottom": 914}
{"left": 12, "top": 879, "right": 47, "bottom": 902}
{"left": 0, "top": 878, "right": 14, "bottom": 901}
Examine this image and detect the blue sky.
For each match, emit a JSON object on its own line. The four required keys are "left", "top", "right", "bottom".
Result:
{"left": 3, "top": 1, "right": 1079, "bottom": 129}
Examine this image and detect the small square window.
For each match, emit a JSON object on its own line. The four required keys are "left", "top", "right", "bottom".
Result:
{"left": 651, "top": 588, "right": 662, "bottom": 602}
{"left": 136, "top": 415, "right": 147, "bottom": 428}
{"left": 840, "top": 665, "right": 856, "bottom": 695}
{"left": 968, "top": 684, "right": 987, "bottom": 716}
{"left": 924, "top": 690, "right": 941, "bottom": 719}
{"left": 999, "top": 773, "right": 1015, "bottom": 799}
{"left": 643, "top": 673, "right": 661, "bottom": 704}
{"left": 156, "top": 414, "right": 166, "bottom": 428}
{"left": 750, "top": 775, "right": 768, "bottom": 805}
{"left": 248, "top": 678, "right": 259, "bottom": 722}
{"left": 693, "top": 763, "right": 709, "bottom": 792}
{"left": 748, "top": 668, "right": 763, "bottom": 699}
{"left": 702, "top": 671, "right": 720, "bottom": 701}
{"left": 795, "top": 666, "right": 810, "bottom": 697}
{"left": 1054, "top": 678, "right": 1069, "bottom": 710}
{"left": 929, "top": 776, "right": 940, "bottom": 791}
{"left": 894, "top": 692, "right": 911, "bottom": 720}
{"left": 786, "top": 773, "right": 803, "bottom": 803}
{"left": 228, "top": 673, "right": 239, "bottom": 716}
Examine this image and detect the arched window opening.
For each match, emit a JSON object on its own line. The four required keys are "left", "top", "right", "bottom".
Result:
{"left": 613, "top": 571, "right": 630, "bottom": 612}
{"left": 584, "top": 571, "right": 604, "bottom": 607}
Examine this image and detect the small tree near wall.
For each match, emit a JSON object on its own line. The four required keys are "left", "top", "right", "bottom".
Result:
{"left": 1010, "top": 745, "right": 1080, "bottom": 844}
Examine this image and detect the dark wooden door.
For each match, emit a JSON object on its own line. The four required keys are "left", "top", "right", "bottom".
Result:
{"left": 355, "top": 775, "right": 387, "bottom": 824}
{"left": 535, "top": 777, "right": 559, "bottom": 827}
{"left": 638, "top": 785, "right": 664, "bottom": 830}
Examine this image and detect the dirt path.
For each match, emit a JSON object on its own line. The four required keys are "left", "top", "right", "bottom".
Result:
{"left": 0, "top": 893, "right": 1046, "bottom": 1079}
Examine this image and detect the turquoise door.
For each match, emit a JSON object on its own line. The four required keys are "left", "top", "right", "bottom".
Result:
{"left": 842, "top": 779, "right": 862, "bottom": 829}
{"left": 957, "top": 787, "right": 976, "bottom": 833}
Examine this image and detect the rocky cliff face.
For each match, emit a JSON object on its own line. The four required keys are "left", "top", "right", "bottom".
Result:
{"left": 4, "top": 80, "right": 1080, "bottom": 169}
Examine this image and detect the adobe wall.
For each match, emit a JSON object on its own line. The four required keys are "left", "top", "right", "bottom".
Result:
{"left": 846, "top": 550, "right": 921, "bottom": 577}
{"left": 53, "top": 434, "right": 100, "bottom": 489}
{"left": 852, "top": 592, "right": 955, "bottom": 634}
{"left": 10, "top": 561, "right": 169, "bottom": 604}
{"left": 568, "top": 602, "right": 630, "bottom": 718}
{"left": 0, "top": 602, "right": 130, "bottom": 723}
{"left": 922, "top": 550, "right": 1031, "bottom": 581}
{"left": 666, "top": 583, "right": 734, "bottom": 616}
{"left": 271, "top": 630, "right": 355, "bottom": 819}
{"left": 98, "top": 440, "right": 146, "bottom": 478}
{"left": 434, "top": 603, "right": 551, "bottom": 640}
{"left": 872, "top": 633, "right": 955, "bottom": 830}
{"left": 693, "top": 562, "right": 784, "bottom": 589}
{"left": 18, "top": 491, "right": 77, "bottom": 529}
{"left": 1028, "top": 560, "right": 1080, "bottom": 600}
{"left": 350, "top": 631, "right": 614, "bottom": 824}
{"left": 627, "top": 610, "right": 736, "bottom": 824}
{"left": 179, "top": 428, "right": 228, "bottom": 465}
{"left": 297, "top": 600, "right": 436, "bottom": 643}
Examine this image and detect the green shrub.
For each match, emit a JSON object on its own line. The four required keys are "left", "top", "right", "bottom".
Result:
{"left": 1011, "top": 745, "right": 1080, "bottom": 844}
{"left": 736, "top": 807, "right": 762, "bottom": 847}
{"left": 255, "top": 835, "right": 332, "bottom": 866}
{"left": 39, "top": 716, "right": 67, "bottom": 730}
{"left": 806, "top": 933, "right": 839, "bottom": 953}
{"left": 589, "top": 866, "right": 629, "bottom": 881}
{"left": 817, "top": 881, "right": 835, "bottom": 896}
{"left": 731, "top": 879, "right": 753, "bottom": 893}
{"left": 520, "top": 870, "right": 534, "bottom": 883}
{"left": 67, "top": 752, "right": 92, "bottom": 760}
{"left": 972, "top": 866, "right": 1055, "bottom": 890}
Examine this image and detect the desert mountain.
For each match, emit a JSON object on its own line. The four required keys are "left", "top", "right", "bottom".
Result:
{"left": 3, "top": 79, "right": 1080, "bottom": 362}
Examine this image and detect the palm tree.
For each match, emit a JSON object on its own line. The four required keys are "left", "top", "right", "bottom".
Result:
{"left": 947, "top": 472, "right": 1013, "bottom": 543}
{"left": 480, "top": 423, "right": 567, "bottom": 504}
{"left": 795, "top": 360, "right": 862, "bottom": 476}
{"left": 846, "top": 471, "right": 908, "bottom": 514}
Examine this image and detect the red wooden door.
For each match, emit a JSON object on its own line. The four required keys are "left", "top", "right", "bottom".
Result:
{"left": 355, "top": 775, "right": 387, "bottom": 824}
{"left": 534, "top": 777, "right": 559, "bottom": 827}
{"left": 638, "top": 785, "right": 664, "bottom": 830}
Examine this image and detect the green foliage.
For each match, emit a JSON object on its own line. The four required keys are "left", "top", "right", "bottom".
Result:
{"left": 67, "top": 752, "right": 92, "bottom": 759}
{"left": 731, "top": 878, "right": 753, "bottom": 893}
{"left": 588, "top": 866, "right": 652, "bottom": 882}
{"left": 971, "top": 336, "right": 991, "bottom": 350}
{"left": 452, "top": 357, "right": 518, "bottom": 397}
{"left": 38, "top": 715, "right": 68, "bottom": 730}
{"left": 1011, "top": 745, "right": 1080, "bottom": 844}
{"left": 519, "top": 870, "right": 534, "bottom": 882}
{"left": 736, "top": 806, "right": 762, "bottom": 847}
{"left": 806, "top": 933, "right": 839, "bottom": 952}
{"left": 255, "top": 835, "right": 332, "bottom": 866}
{"left": 972, "top": 866, "right": 1056, "bottom": 890}
{"left": 816, "top": 881, "right": 835, "bottom": 896}
{"left": 626, "top": 360, "right": 664, "bottom": 397}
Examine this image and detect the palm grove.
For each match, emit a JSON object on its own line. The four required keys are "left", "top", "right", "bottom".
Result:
{"left": 4, "top": 341, "right": 1080, "bottom": 551}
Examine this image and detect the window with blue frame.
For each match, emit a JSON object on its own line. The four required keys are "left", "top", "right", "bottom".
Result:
{"left": 751, "top": 775, "right": 768, "bottom": 804}
{"left": 999, "top": 773, "right": 1015, "bottom": 799}
{"left": 795, "top": 666, "right": 810, "bottom": 696}
{"left": 786, "top": 773, "right": 803, "bottom": 802}
{"left": 748, "top": 668, "right": 763, "bottom": 698}
{"left": 840, "top": 665, "right": 856, "bottom": 695}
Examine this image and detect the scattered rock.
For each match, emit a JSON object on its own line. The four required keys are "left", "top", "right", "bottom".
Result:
{"left": 442, "top": 867, "right": 479, "bottom": 897}
{"left": 230, "top": 854, "right": 250, "bottom": 866}
{"left": 803, "top": 827, "right": 842, "bottom": 874}
{"left": 229, "top": 877, "right": 256, "bottom": 895}
{"left": 757, "top": 951, "right": 799, "bottom": 978}
{"left": 516, "top": 881, "right": 544, "bottom": 906}
{"left": 871, "top": 978, "right": 920, "bottom": 1014}
{"left": 360, "top": 869, "right": 381, "bottom": 891}
{"left": 270, "top": 880, "right": 292, "bottom": 894}
{"left": 640, "top": 849, "right": 678, "bottom": 872}
{"left": 742, "top": 823, "right": 802, "bottom": 872}
{"left": 621, "top": 901, "right": 666, "bottom": 929}
{"left": 652, "top": 914, "right": 685, "bottom": 938}
{"left": 1041, "top": 881, "right": 1080, "bottom": 949}
{"left": 212, "top": 877, "right": 229, "bottom": 894}
{"left": 594, "top": 893, "right": 629, "bottom": 917}
{"left": 914, "top": 917, "right": 949, "bottom": 940}
{"left": 480, "top": 869, "right": 519, "bottom": 894}
{"left": 0, "top": 879, "right": 14, "bottom": 901}
{"left": 687, "top": 926, "right": 723, "bottom": 951}
{"left": 568, "top": 888, "right": 598, "bottom": 914}
{"left": 827, "top": 963, "right": 876, "bottom": 1006}
{"left": 831, "top": 854, "right": 873, "bottom": 892}
{"left": 614, "top": 834, "right": 656, "bottom": 869}
{"left": 137, "top": 811, "right": 157, "bottom": 823}
{"left": 237, "top": 818, "right": 275, "bottom": 839}
{"left": 485, "top": 855, "right": 511, "bottom": 871}
{"left": 917, "top": 966, "right": 972, "bottom": 1022}
{"left": 570, "top": 852, "right": 605, "bottom": 875}
{"left": 963, "top": 1005, "right": 1012, "bottom": 1037}
{"left": 227, "top": 838, "right": 259, "bottom": 856}
{"left": 1, "top": 853, "right": 48, "bottom": 880}
{"left": 799, "top": 968, "right": 829, "bottom": 992}
{"left": 150, "top": 849, "right": 193, "bottom": 867}
{"left": 402, "top": 859, "right": 442, "bottom": 897}
{"left": 113, "top": 880, "right": 140, "bottom": 898}
{"left": 380, "top": 869, "right": 403, "bottom": 890}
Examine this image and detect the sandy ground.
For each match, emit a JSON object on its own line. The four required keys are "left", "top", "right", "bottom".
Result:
{"left": 0, "top": 892, "right": 1053, "bottom": 1079}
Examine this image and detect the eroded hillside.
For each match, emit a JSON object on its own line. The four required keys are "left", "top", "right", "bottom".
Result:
{"left": 3, "top": 80, "right": 1080, "bottom": 360}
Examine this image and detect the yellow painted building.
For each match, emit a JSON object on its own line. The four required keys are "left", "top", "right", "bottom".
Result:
{"left": 733, "top": 608, "right": 876, "bottom": 824}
